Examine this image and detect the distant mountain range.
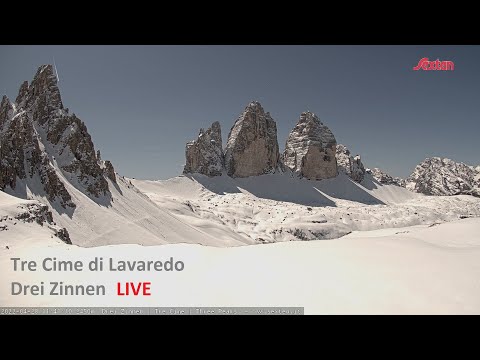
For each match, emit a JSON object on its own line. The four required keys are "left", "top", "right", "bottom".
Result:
{"left": 181, "top": 96, "right": 479, "bottom": 197}
{"left": 1, "top": 65, "right": 479, "bottom": 246}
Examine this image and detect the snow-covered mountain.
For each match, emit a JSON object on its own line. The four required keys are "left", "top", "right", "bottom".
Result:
{"left": 334, "top": 144, "right": 406, "bottom": 187}
{"left": 406, "top": 157, "right": 480, "bottom": 197}
{"left": 0, "top": 65, "right": 250, "bottom": 247}
{"left": 0, "top": 65, "right": 108, "bottom": 207}
{"left": 368, "top": 168, "right": 406, "bottom": 187}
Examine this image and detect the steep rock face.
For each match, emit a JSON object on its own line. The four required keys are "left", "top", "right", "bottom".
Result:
{"left": 406, "top": 157, "right": 479, "bottom": 197}
{"left": 46, "top": 113, "right": 108, "bottom": 197}
{"left": 336, "top": 144, "right": 366, "bottom": 183}
{"left": 368, "top": 168, "right": 405, "bottom": 187}
{"left": 15, "top": 81, "right": 29, "bottom": 105}
{"left": 0, "top": 109, "right": 75, "bottom": 207}
{"left": 104, "top": 161, "right": 116, "bottom": 183}
{"left": 184, "top": 121, "right": 224, "bottom": 177}
{"left": 225, "top": 101, "right": 280, "bottom": 177}
{"left": 283, "top": 111, "right": 337, "bottom": 180}
{"left": 0, "top": 96, "right": 13, "bottom": 130}
{"left": 0, "top": 64, "right": 112, "bottom": 208}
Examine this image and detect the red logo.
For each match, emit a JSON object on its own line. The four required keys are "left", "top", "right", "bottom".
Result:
{"left": 413, "top": 58, "right": 454, "bottom": 71}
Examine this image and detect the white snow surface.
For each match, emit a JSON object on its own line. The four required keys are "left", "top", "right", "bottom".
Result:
{"left": 4, "top": 173, "right": 250, "bottom": 247}
{"left": 0, "top": 191, "right": 66, "bottom": 250}
{"left": 2, "top": 170, "right": 480, "bottom": 247}
{"left": 131, "top": 173, "right": 480, "bottom": 244}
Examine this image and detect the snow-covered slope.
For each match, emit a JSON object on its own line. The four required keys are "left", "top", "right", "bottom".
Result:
{"left": 132, "top": 173, "right": 480, "bottom": 244}
{"left": 3, "top": 175, "right": 250, "bottom": 247}
{"left": 0, "top": 191, "right": 70, "bottom": 251}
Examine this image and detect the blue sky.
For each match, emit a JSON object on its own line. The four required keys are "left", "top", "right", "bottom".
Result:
{"left": 1, "top": 45, "right": 479, "bottom": 179}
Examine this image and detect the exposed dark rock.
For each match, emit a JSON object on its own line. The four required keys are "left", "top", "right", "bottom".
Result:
{"left": 184, "top": 121, "right": 224, "bottom": 176}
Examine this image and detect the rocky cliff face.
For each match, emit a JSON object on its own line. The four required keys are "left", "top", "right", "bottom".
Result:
{"left": 0, "top": 64, "right": 115, "bottom": 208}
{"left": 0, "top": 96, "right": 12, "bottom": 130}
{"left": 184, "top": 121, "right": 224, "bottom": 177}
{"left": 225, "top": 101, "right": 280, "bottom": 177}
{"left": 406, "top": 157, "right": 479, "bottom": 197}
{"left": 283, "top": 112, "right": 337, "bottom": 180}
{"left": 103, "top": 160, "right": 117, "bottom": 183}
{"left": 336, "top": 144, "right": 366, "bottom": 183}
{"left": 368, "top": 168, "right": 405, "bottom": 187}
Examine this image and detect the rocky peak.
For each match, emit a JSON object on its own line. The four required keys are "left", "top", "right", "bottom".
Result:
{"left": 283, "top": 111, "right": 337, "bottom": 180}
{"left": 0, "top": 64, "right": 111, "bottom": 208}
{"left": 184, "top": 121, "right": 224, "bottom": 177}
{"left": 31, "top": 65, "right": 62, "bottom": 102}
{"left": 103, "top": 161, "right": 117, "bottom": 183}
{"left": 245, "top": 100, "right": 262, "bottom": 111}
{"left": 26, "top": 64, "right": 63, "bottom": 126}
{"left": 406, "top": 157, "right": 479, "bottom": 197}
{"left": 95, "top": 150, "right": 117, "bottom": 183}
{"left": 336, "top": 144, "right": 366, "bottom": 183}
{"left": 225, "top": 101, "right": 280, "bottom": 177}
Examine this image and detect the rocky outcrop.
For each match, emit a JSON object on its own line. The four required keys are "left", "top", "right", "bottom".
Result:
{"left": 104, "top": 161, "right": 116, "bottom": 183}
{"left": 336, "top": 144, "right": 366, "bottom": 183}
{"left": 12, "top": 202, "right": 71, "bottom": 244}
{"left": 368, "top": 168, "right": 405, "bottom": 187}
{"left": 184, "top": 121, "right": 224, "bottom": 177}
{"left": 406, "top": 157, "right": 479, "bottom": 197}
{"left": 283, "top": 111, "right": 337, "bottom": 180}
{"left": 0, "top": 64, "right": 110, "bottom": 206}
{"left": 54, "top": 227, "right": 71, "bottom": 244}
{"left": 14, "top": 203, "right": 54, "bottom": 225}
{"left": 225, "top": 101, "right": 280, "bottom": 178}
